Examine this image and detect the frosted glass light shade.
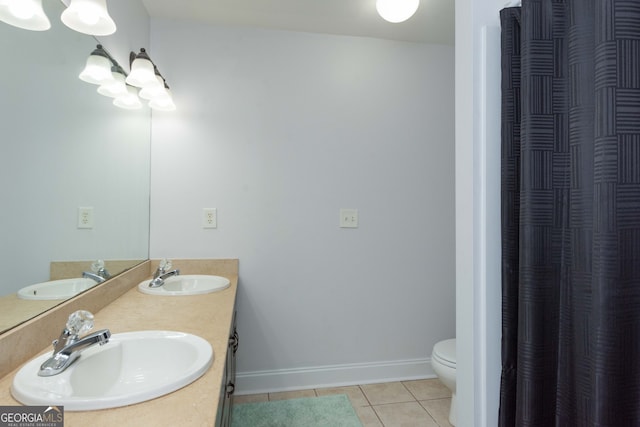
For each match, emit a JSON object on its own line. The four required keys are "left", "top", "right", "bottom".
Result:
{"left": 114, "top": 85, "right": 142, "bottom": 110}
{"left": 376, "top": 0, "right": 419, "bottom": 23}
{"left": 97, "top": 69, "right": 127, "bottom": 98}
{"left": 61, "top": 0, "right": 116, "bottom": 36}
{"left": 149, "top": 90, "right": 176, "bottom": 111}
{"left": 79, "top": 48, "right": 114, "bottom": 85}
{"left": 138, "top": 76, "right": 167, "bottom": 100}
{"left": 0, "top": 0, "right": 50, "bottom": 31}
{"left": 126, "top": 50, "right": 156, "bottom": 88}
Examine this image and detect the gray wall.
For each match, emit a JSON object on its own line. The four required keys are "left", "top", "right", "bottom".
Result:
{"left": 149, "top": 20, "right": 455, "bottom": 393}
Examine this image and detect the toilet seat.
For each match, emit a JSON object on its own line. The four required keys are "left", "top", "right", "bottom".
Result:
{"left": 433, "top": 338, "right": 456, "bottom": 368}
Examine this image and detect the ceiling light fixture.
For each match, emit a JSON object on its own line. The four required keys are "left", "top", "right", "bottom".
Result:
{"left": 0, "top": 0, "right": 50, "bottom": 31}
{"left": 61, "top": 0, "right": 116, "bottom": 36}
{"left": 376, "top": 0, "right": 420, "bottom": 23}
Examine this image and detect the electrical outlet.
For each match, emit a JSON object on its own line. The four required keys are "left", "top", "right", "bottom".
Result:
{"left": 203, "top": 208, "right": 217, "bottom": 228}
{"left": 78, "top": 207, "right": 94, "bottom": 229}
{"left": 339, "top": 208, "right": 358, "bottom": 228}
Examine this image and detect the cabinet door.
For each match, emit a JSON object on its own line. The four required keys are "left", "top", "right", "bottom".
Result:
{"left": 224, "top": 311, "right": 238, "bottom": 425}
{"left": 220, "top": 311, "right": 238, "bottom": 427}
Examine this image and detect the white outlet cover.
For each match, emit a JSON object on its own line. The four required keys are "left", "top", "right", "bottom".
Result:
{"left": 339, "top": 208, "right": 358, "bottom": 228}
{"left": 77, "top": 207, "right": 94, "bottom": 229}
{"left": 203, "top": 208, "right": 217, "bottom": 229}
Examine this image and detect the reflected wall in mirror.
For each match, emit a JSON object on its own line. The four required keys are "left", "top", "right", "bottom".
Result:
{"left": 0, "top": 0, "right": 151, "bottom": 333}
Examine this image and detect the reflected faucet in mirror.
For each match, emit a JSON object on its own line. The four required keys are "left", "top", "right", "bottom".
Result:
{"left": 82, "top": 259, "right": 111, "bottom": 283}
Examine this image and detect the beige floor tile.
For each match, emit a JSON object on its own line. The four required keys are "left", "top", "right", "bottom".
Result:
{"left": 373, "top": 401, "right": 439, "bottom": 427}
{"left": 354, "top": 406, "right": 384, "bottom": 427}
{"left": 420, "top": 398, "right": 453, "bottom": 427}
{"left": 361, "top": 382, "right": 416, "bottom": 405}
{"left": 315, "top": 385, "right": 370, "bottom": 407}
{"left": 268, "top": 388, "right": 317, "bottom": 401}
{"left": 233, "top": 393, "right": 269, "bottom": 404}
{"left": 403, "top": 379, "right": 451, "bottom": 400}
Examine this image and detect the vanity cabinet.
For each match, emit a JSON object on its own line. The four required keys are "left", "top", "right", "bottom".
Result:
{"left": 216, "top": 310, "right": 238, "bottom": 427}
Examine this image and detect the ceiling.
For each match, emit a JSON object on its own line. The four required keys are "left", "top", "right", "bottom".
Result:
{"left": 140, "top": 0, "right": 454, "bottom": 45}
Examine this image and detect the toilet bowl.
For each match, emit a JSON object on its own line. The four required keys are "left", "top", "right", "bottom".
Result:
{"left": 431, "top": 338, "right": 456, "bottom": 426}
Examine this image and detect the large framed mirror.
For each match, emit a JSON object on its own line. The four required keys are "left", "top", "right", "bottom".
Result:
{"left": 0, "top": 1, "right": 151, "bottom": 333}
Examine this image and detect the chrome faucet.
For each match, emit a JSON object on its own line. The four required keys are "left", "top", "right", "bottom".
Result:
{"left": 39, "top": 310, "right": 110, "bottom": 377}
{"left": 82, "top": 260, "right": 110, "bottom": 283}
{"left": 82, "top": 271, "right": 106, "bottom": 283}
{"left": 148, "top": 259, "right": 180, "bottom": 288}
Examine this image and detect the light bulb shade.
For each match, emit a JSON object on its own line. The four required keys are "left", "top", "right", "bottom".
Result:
{"left": 113, "top": 85, "right": 142, "bottom": 110}
{"left": 376, "top": 0, "right": 419, "bottom": 23}
{"left": 149, "top": 90, "right": 176, "bottom": 111}
{"left": 126, "top": 49, "right": 156, "bottom": 88}
{"left": 61, "top": 0, "right": 116, "bottom": 36}
{"left": 138, "top": 76, "right": 168, "bottom": 100}
{"left": 0, "top": 0, "right": 50, "bottom": 31}
{"left": 79, "top": 46, "right": 114, "bottom": 85}
{"left": 97, "top": 69, "right": 127, "bottom": 98}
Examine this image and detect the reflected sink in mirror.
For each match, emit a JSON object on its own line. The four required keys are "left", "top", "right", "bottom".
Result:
{"left": 137, "top": 275, "right": 230, "bottom": 296}
{"left": 17, "top": 278, "right": 99, "bottom": 301}
{"left": 11, "top": 331, "right": 213, "bottom": 411}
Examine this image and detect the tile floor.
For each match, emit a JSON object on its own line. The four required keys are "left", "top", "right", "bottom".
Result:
{"left": 233, "top": 378, "right": 453, "bottom": 427}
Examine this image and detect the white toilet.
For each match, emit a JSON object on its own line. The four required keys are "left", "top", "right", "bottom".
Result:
{"left": 431, "top": 338, "right": 457, "bottom": 426}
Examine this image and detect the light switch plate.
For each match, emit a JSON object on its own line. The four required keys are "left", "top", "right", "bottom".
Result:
{"left": 339, "top": 208, "right": 358, "bottom": 228}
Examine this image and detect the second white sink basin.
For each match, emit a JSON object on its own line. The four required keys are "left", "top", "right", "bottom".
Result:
{"left": 11, "top": 331, "right": 213, "bottom": 411}
{"left": 17, "top": 278, "right": 98, "bottom": 300}
{"left": 138, "top": 275, "right": 230, "bottom": 296}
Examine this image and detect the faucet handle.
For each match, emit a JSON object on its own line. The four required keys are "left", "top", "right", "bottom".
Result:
{"left": 158, "top": 258, "right": 172, "bottom": 272}
{"left": 66, "top": 310, "right": 95, "bottom": 336}
{"left": 91, "top": 259, "right": 105, "bottom": 273}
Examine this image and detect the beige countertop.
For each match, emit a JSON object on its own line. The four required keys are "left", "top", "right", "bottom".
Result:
{"left": 0, "top": 259, "right": 238, "bottom": 427}
{"left": 0, "top": 294, "right": 61, "bottom": 333}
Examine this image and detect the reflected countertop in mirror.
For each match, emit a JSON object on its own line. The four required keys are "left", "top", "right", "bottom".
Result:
{"left": 0, "top": 1, "right": 151, "bottom": 333}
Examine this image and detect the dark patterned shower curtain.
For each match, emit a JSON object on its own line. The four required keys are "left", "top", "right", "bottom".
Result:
{"left": 500, "top": 1, "right": 640, "bottom": 426}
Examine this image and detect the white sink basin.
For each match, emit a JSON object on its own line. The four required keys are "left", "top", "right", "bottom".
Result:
{"left": 11, "top": 331, "right": 213, "bottom": 411}
{"left": 17, "top": 278, "right": 98, "bottom": 300}
{"left": 138, "top": 275, "right": 230, "bottom": 296}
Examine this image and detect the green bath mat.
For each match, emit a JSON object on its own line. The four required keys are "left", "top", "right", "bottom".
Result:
{"left": 231, "top": 394, "right": 363, "bottom": 427}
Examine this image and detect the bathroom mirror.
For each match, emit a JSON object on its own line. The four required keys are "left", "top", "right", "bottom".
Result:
{"left": 0, "top": 1, "right": 151, "bottom": 333}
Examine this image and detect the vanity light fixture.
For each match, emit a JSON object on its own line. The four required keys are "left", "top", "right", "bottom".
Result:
{"left": 138, "top": 75, "right": 166, "bottom": 100}
{"left": 113, "top": 85, "right": 143, "bottom": 110}
{"left": 148, "top": 86, "right": 176, "bottom": 111}
{"left": 126, "top": 49, "right": 156, "bottom": 88}
{"left": 127, "top": 48, "right": 176, "bottom": 111}
{"left": 0, "top": 0, "right": 50, "bottom": 31}
{"left": 79, "top": 45, "right": 174, "bottom": 111}
{"left": 376, "top": 0, "right": 419, "bottom": 23}
{"left": 0, "top": 0, "right": 115, "bottom": 35}
{"left": 97, "top": 65, "right": 128, "bottom": 98}
{"left": 79, "top": 44, "right": 115, "bottom": 85}
{"left": 60, "top": 0, "right": 116, "bottom": 36}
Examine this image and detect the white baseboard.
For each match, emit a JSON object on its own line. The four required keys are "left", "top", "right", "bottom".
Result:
{"left": 235, "top": 357, "right": 436, "bottom": 395}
